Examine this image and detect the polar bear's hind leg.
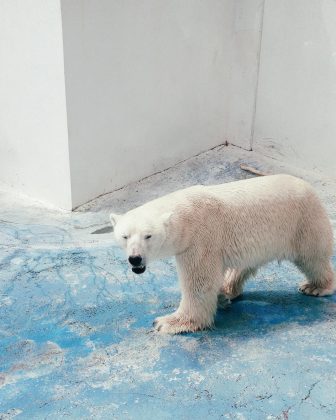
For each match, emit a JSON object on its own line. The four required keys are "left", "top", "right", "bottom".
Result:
{"left": 297, "top": 259, "right": 335, "bottom": 297}
{"left": 220, "top": 267, "right": 258, "bottom": 300}
{"left": 295, "top": 209, "right": 334, "bottom": 297}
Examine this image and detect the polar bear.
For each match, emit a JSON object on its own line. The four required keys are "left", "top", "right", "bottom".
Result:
{"left": 110, "top": 174, "right": 335, "bottom": 334}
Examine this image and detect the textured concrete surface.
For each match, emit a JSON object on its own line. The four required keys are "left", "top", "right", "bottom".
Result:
{"left": 0, "top": 145, "right": 335, "bottom": 419}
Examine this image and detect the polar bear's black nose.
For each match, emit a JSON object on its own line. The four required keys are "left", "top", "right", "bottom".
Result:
{"left": 128, "top": 255, "right": 142, "bottom": 266}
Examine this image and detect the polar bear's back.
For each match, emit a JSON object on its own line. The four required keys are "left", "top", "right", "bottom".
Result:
{"left": 202, "top": 174, "right": 332, "bottom": 266}
{"left": 133, "top": 174, "right": 315, "bottom": 216}
{"left": 205, "top": 174, "right": 311, "bottom": 203}
{"left": 181, "top": 174, "right": 330, "bottom": 266}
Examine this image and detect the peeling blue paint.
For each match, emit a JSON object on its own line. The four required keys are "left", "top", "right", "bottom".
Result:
{"left": 0, "top": 148, "right": 336, "bottom": 419}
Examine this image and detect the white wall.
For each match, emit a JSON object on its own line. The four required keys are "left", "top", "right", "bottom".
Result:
{"left": 253, "top": 0, "right": 336, "bottom": 178}
{"left": 0, "top": 0, "right": 264, "bottom": 209}
{"left": 4, "top": 0, "right": 334, "bottom": 210}
{"left": 0, "top": 0, "right": 72, "bottom": 209}
{"left": 61, "top": 0, "right": 264, "bottom": 208}
{"left": 225, "top": 0, "right": 264, "bottom": 150}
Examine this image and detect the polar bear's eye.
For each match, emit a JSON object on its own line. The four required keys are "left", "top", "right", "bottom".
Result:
{"left": 144, "top": 234, "right": 152, "bottom": 240}
{"left": 122, "top": 235, "right": 128, "bottom": 240}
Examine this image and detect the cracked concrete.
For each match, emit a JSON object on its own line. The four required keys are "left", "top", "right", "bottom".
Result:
{"left": 0, "top": 145, "right": 335, "bottom": 419}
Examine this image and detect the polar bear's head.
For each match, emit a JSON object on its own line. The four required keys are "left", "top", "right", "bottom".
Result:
{"left": 110, "top": 211, "right": 171, "bottom": 274}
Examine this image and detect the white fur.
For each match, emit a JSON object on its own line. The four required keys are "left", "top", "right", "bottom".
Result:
{"left": 111, "top": 174, "right": 335, "bottom": 334}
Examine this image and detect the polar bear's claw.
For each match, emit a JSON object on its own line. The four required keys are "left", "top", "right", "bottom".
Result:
{"left": 153, "top": 313, "right": 208, "bottom": 334}
{"left": 299, "top": 282, "right": 334, "bottom": 297}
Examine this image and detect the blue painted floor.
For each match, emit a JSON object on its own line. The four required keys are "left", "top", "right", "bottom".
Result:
{"left": 0, "top": 146, "right": 336, "bottom": 419}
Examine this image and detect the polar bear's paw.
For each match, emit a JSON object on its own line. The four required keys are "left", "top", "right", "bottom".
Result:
{"left": 219, "top": 284, "right": 243, "bottom": 301}
{"left": 299, "top": 282, "right": 334, "bottom": 297}
{"left": 153, "top": 313, "right": 210, "bottom": 334}
{"left": 217, "top": 294, "right": 231, "bottom": 309}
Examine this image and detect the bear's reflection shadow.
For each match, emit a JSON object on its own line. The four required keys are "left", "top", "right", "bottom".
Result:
{"left": 213, "top": 289, "right": 336, "bottom": 335}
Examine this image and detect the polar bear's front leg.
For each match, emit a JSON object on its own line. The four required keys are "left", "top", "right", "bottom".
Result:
{"left": 153, "top": 253, "right": 223, "bottom": 334}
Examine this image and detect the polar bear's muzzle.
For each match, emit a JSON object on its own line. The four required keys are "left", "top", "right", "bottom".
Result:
{"left": 131, "top": 265, "right": 146, "bottom": 274}
{"left": 128, "top": 255, "right": 146, "bottom": 274}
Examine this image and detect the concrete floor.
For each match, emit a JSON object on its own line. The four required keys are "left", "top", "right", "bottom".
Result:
{"left": 0, "top": 145, "right": 335, "bottom": 419}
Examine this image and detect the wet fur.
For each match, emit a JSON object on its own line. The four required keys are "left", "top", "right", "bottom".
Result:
{"left": 112, "top": 174, "right": 335, "bottom": 334}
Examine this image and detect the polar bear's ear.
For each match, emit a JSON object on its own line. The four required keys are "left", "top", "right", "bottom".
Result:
{"left": 110, "top": 213, "right": 120, "bottom": 230}
{"left": 161, "top": 212, "right": 173, "bottom": 227}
